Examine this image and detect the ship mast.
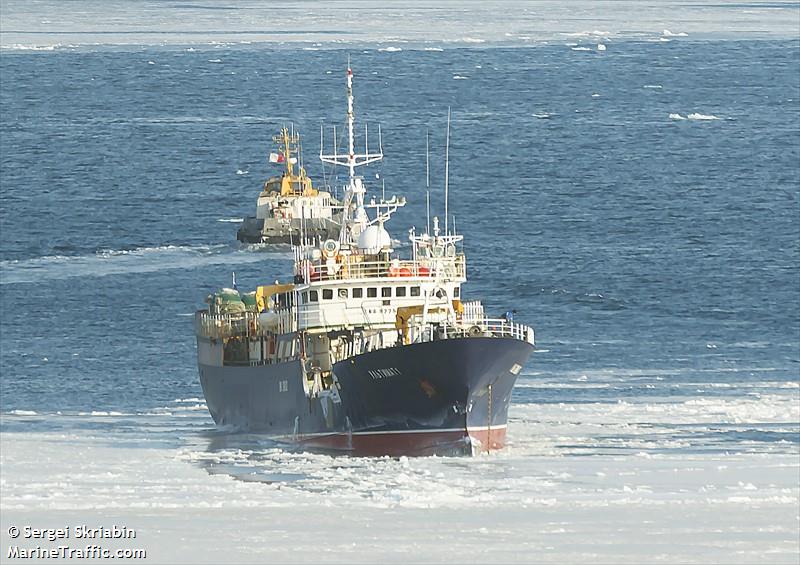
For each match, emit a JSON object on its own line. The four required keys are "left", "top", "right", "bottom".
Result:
{"left": 286, "top": 126, "right": 294, "bottom": 177}
{"left": 346, "top": 66, "right": 356, "bottom": 182}
{"left": 274, "top": 126, "right": 299, "bottom": 177}
{"left": 320, "top": 61, "right": 385, "bottom": 243}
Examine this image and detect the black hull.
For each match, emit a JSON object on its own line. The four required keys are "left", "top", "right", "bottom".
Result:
{"left": 236, "top": 217, "right": 340, "bottom": 244}
{"left": 198, "top": 337, "right": 533, "bottom": 456}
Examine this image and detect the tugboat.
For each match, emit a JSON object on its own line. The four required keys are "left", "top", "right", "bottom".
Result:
{"left": 196, "top": 66, "right": 535, "bottom": 456}
{"left": 236, "top": 127, "right": 342, "bottom": 244}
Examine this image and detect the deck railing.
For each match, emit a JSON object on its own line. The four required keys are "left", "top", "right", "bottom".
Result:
{"left": 195, "top": 311, "right": 260, "bottom": 339}
{"left": 301, "top": 255, "right": 465, "bottom": 283}
{"left": 196, "top": 309, "right": 534, "bottom": 348}
{"left": 409, "top": 318, "right": 535, "bottom": 345}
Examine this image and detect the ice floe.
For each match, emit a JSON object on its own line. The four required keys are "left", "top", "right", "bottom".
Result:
{"left": 688, "top": 112, "right": 721, "bottom": 120}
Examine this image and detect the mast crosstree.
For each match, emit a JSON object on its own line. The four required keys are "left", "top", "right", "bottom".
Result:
{"left": 319, "top": 63, "right": 401, "bottom": 245}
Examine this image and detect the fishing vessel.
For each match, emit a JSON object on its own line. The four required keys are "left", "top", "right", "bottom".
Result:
{"left": 196, "top": 66, "right": 535, "bottom": 456}
{"left": 236, "top": 127, "right": 341, "bottom": 244}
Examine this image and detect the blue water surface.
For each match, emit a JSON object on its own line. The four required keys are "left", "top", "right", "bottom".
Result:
{"left": 1, "top": 40, "right": 798, "bottom": 420}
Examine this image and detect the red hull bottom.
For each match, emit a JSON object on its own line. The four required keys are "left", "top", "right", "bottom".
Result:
{"left": 290, "top": 426, "right": 508, "bottom": 457}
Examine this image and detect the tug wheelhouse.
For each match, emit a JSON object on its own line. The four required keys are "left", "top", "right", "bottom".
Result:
{"left": 236, "top": 127, "right": 342, "bottom": 244}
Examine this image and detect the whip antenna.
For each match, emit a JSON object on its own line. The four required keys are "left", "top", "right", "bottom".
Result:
{"left": 426, "top": 129, "right": 431, "bottom": 235}
{"left": 444, "top": 107, "right": 451, "bottom": 236}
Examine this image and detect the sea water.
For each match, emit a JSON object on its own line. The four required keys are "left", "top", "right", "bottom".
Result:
{"left": 1, "top": 1, "right": 798, "bottom": 562}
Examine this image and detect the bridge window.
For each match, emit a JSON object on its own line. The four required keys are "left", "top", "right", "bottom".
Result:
{"left": 453, "top": 287, "right": 460, "bottom": 298}
{"left": 381, "top": 287, "right": 392, "bottom": 298}
{"left": 411, "top": 286, "right": 421, "bottom": 297}
{"left": 396, "top": 287, "right": 406, "bottom": 297}
{"left": 353, "top": 288, "right": 363, "bottom": 298}
{"left": 309, "top": 290, "right": 318, "bottom": 302}
{"left": 367, "top": 287, "right": 377, "bottom": 298}
{"left": 302, "top": 291, "right": 308, "bottom": 304}
{"left": 322, "top": 289, "right": 333, "bottom": 300}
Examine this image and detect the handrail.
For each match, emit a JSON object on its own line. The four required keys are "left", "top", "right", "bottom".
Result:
{"left": 195, "top": 310, "right": 257, "bottom": 339}
{"left": 409, "top": 317, "right": 535, "bottom": 346}
{"left": 299, "top": 254, "right": 465, "bottom": 283}
{"left": 196, "top": 310, "right": 534, "bottom": 347}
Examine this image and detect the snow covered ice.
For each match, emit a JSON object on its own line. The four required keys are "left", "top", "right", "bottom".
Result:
{"left": 2, "top": 376, "right": 798, "bottom": 563}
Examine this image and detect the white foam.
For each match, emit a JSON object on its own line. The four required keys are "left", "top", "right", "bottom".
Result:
{"left": 597, "top": 43, "right": 607, "bottom": 51}
{"left": 669, "top": 113, "right": 687, "bottom": 120}
{"left": 532, "top": 113, "right": 552, "bottom": 119}
{"left": 452, "top": 75, "right": 469, "bottom": 80}
{"left": 423, "top": 47, "right": 444, "bottom": 52}
{"left": 6, "top": 410, "right": 37, "bottom": 416}
{"left": 644, "top": 85, "right": 663, "bottom": 89}
{"left": 235, "top": 169, "right": 248, "bottom": 175}
{"left": 663, "top": 29, "right": 688, "bottom": 37}
{"left": 172, "top": 404, "right": 208, "bottom": 412}
{"left": 207, "top": 58, "right": 223, "bottom": 63}
{"left": 217, "top": 218, "right": 243, "bottom": 223}
{"left": 571, "top": 47, "right": 593, "bottom": 51}
{"left": 378, "top": 46, "right": 402, "bottom": 52}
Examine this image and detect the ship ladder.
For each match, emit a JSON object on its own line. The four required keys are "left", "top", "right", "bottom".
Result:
{"left": 487, "top": 383, "right": 493, "bottom": 452}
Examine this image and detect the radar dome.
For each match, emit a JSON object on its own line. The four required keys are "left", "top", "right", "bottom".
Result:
{"left": 357, "top": 225, "right": 392, "bottom": 254}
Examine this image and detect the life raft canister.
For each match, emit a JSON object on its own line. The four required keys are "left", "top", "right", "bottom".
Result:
{"left": 387, "top": 258, "right": 412, "bottom": 277}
